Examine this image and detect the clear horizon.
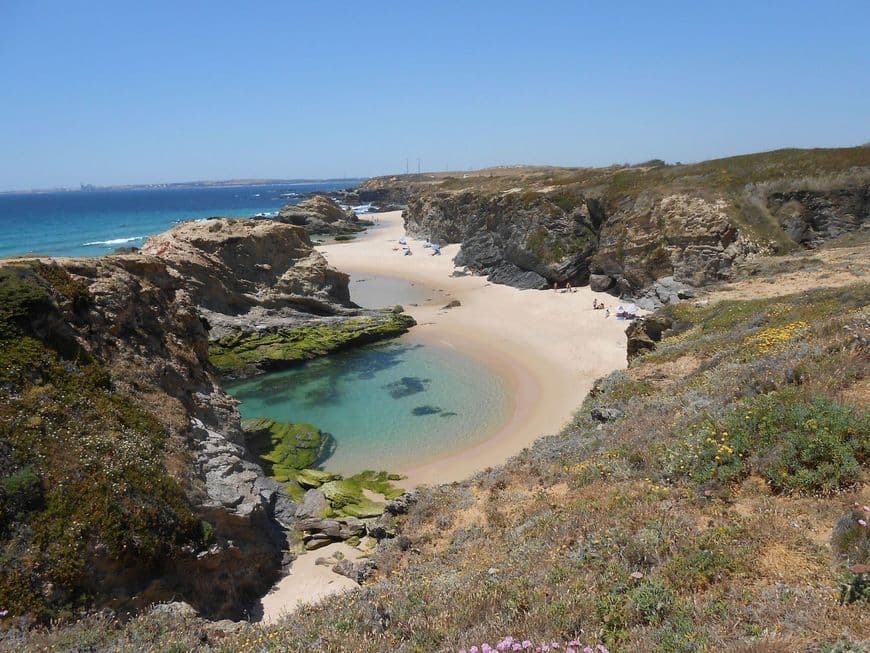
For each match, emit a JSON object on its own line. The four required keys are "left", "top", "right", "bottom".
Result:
{"left": 1, "top": 0, "right": 868, "bottom": 191}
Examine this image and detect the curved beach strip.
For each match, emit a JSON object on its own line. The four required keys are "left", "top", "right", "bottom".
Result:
{"left": 259, "top": 211, "right": 630, "bottom": 621}
{"left": 318, "top": 211, "right": 629, "bottom": 486}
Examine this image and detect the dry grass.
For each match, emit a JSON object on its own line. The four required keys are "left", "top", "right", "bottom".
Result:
{"left": 8, "top": 269, "right": 869, "bottom": 652}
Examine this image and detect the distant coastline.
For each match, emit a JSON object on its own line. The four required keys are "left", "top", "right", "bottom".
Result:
{"left": 0, "top": 177, "right": 366, "bottom": 195}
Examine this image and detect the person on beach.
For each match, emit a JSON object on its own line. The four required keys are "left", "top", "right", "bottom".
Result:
{"left": 553, "top": 282, "right": 558, "bottom": 292}
{"left": 566, "top": 281, "right": 573, "bottom": 293}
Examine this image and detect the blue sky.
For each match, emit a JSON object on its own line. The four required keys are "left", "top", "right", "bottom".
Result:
{"left": 1, "top": 1, "right": 868, "bottom": 190}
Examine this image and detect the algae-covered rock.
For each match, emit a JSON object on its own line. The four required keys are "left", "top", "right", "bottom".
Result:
{"left": 320, "top": 479, "right": 364, "bottom": 508}
{"left": 341, "top": 499, "right": 387, "bottom": 519}
{"left": 242, "top": 418, "right": 334, "bottom": 474}
{"left": 295, "top": 468, "right": 341, "bottom": 488}
{"left": 318, "top": 471, "right": 406, "bottom": 518}
{"left": 210, "top": 310, "right": 416, "bottom": 378}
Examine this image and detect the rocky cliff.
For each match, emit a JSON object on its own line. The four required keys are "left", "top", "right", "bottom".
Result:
{"left": 401, "top": 148, "right": 870, "bottom": 305}
{"left": 0, "top": 257, "right": 287, "bottom": 622}
{"left": 142, "top": 218, "right": 414, "bottom": 378}
{"left": 0, "top": 217, "right": 413, "bottom": 624}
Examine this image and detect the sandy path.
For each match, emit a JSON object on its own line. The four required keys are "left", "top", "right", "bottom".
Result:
{"left": 318, "top": 211, "right": 628, "bottom": 486}
{"left": 258, "top": 542, "right": 362, "bottom": 623}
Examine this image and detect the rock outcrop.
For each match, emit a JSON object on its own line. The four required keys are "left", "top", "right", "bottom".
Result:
{"left": 0, "top": 217, "right": 413, "bottom": 622}
{"left": 270, "top": 195, "right": 363, "bottom": 236}
{"left": 767, "top": 187, "right": 869, "bottom": 247}
{"left": 405, "top": 190, "right": 601, "bottom": 289}
{"left": 143, "top": 218, "right": 415, "bottom": 378}
{"left": 0, "top": 257, "right": 285, "bottom": 621}
{"left": 402, "top": 174, "right": 869, "bottom": 301}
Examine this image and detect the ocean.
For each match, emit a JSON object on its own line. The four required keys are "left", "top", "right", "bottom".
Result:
{"left": 0, "top": 181, "right": 361, "bottom": 259}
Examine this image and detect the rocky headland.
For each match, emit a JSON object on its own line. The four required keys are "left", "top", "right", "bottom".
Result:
{"left": 142, "top": 218, "right": 414, "bottom": 378}
{"left": 397, "top": 148, "right": 870, "bottom": 307}
{"left": 0, "top": 217, "right": 414, "bottom": 625}
{"left": 266, "top": 195, "right": 367, "bottom": 238}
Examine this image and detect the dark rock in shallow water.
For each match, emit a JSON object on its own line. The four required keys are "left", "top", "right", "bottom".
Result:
{"left": 384, "top": 376, "right": 430, "bottom": 399}
{"left": 412, "top": 405, "right": 442, "bottom": 416}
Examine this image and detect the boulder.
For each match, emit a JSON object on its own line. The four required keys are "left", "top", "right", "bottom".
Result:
{"left": 589, "top": 274, "right": 614, "bottom": 292}
{"left": 591, "top": 407, "right": 623, "bottom": 423}
{"left": 626, "top": 315, "right": 674, "bottom": 361}
{"left": 332, "top": 558, "right": 377, "bottom": 584}
{"left": 295, "top": 489, "right": 330, "bottom": 519}
{"left": 271, "top": 195, "right": 361, "bottom": 236}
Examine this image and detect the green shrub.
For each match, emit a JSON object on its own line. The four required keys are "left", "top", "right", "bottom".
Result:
{"left": 627, "top": 579, "right": 674, "bottom": 625}
{"left": 664, "top": 389, "right": 867, "bottom": 494}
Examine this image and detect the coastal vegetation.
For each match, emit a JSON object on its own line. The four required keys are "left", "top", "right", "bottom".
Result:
{"left": 8, "top": 251, "right": 868, "bottom": 650}
{"left": 0, "top": 265, "right": 202, "bottom": 623}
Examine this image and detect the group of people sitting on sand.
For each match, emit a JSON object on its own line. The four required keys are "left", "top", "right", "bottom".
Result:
{"left": 392, "top": 236, "right": 442, "bottom": 257}
{"left": 552, "top": 282, "right": 576, "bottom": 293}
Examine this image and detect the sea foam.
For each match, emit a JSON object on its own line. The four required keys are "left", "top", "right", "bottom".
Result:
{"left": 82, "top": 235, "right": 145, "bottom": 246}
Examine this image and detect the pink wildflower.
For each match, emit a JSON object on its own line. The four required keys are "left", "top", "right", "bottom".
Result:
{"left": 0, "top": 610, "right": 7, "bottom": 617}
{"left": 470, "top": 647, "right": 479, "bottom": 653}
{"left": 567, "top": 648, "right": 576, "bottom": 653}
{"left": 859, "top": 519, "right": 868, "bottom": 527}
{"left": 482, "top": 645, "right": 492, "bottom": 653}
{"left": 522, "top": 642, "right": 533, "bottom": 650}
{"left": 596, "top": 646, "right": 610, "bottom": 653}
{"left": 512, "top": 645, "right": 523, "bottom": 652}
{"left": 583, "top": 647, "right": 594, "bottom": 653}
{"left": 863, "top": 505, "right": 869, "bottom": 512}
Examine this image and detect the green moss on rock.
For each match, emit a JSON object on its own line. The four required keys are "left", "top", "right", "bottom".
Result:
{"left": 295, "top": 468, "right": 341, "bottom": 488}
{"left": 242, "top": 418, "right": 334, "bottom": 473}
{"left": 318, "top": 471, "right": 405, "bottom": 517}
{"left": 208, "top": 310, "right": 416, "bottom": 377}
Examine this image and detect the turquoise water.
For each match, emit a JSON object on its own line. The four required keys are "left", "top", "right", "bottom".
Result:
{"left": 227, "top": 337, "right": 510, "bottom": 475}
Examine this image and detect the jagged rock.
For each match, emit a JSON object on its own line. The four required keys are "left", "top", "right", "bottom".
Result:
{"left": 589, "top": 274, "right": 614, "bottom": 292}
{"left": 385, "top": 492, "right": 418, "bottom": 516}
{"left": 149, "top": 601, "right": 198, "bottom": 618}
{"left": 626, "top": 315, "right": 674, "bottom": 360}
{"left": 407, "top": 190, "right": 598, "bottom": 289}
{"left": 366, "top": 514, "right": 397, "bottom": 540}
{"left": 332, "top": 558, "right": 377, "bottom": 584}
{"left": 0, "top": 257, "right": 287, "bottom": 620}
{"left": 296, "top": 489, "right": 330, "bottom": 519}
{"left": 767, "top": 188, "right": 868, "bottom": 247}
{"left": 142, "top": 219, "right": 415, "bottom": 378}
{"left": 271, "top": 195, "right": 362, "bottom": 236}
{"left": 591, "top": 407, "right": 623, "bottom": 423}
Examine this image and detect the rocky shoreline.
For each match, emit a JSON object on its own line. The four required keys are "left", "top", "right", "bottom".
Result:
{"left": 0, "top": 213, "right": 417, "bottom": 623}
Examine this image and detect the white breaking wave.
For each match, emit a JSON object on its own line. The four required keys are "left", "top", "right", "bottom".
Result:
{"left": 82, "top": 235, "right": 145, "bottom": 247}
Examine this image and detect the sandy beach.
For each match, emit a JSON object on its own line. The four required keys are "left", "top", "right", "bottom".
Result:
{"left": 258, "top": 211, "right": 629, "bottom": 621}
{"left": 318, "top": 210, "right": 628, "bottom": 486}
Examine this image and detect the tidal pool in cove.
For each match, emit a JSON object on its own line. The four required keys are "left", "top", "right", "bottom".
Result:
{"left": 226, "top": 337, "right": 510, "bottom": 475}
